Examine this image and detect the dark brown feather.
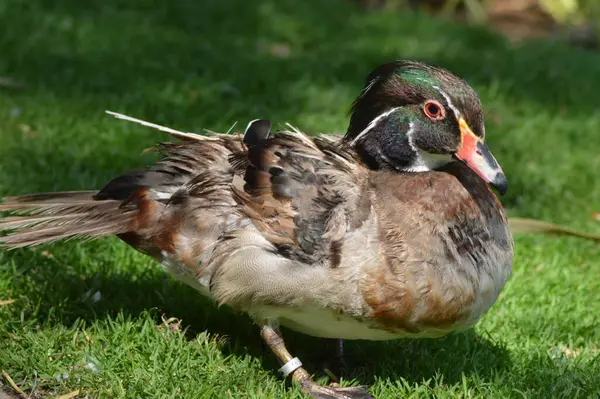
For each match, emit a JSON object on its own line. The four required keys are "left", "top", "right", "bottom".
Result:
{"left": 234, "top": 129, "right": 371, "bottom": 266}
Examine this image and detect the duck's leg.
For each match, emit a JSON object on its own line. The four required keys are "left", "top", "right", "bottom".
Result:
{"left": 336, "top": 339, "right": 345, "bottom": 359}
{"left": 260, "top": 325, "right": 373, "bottom": 399}
{"left": 320, "top": 338, "right": 350, "bottom": 383}
{"left": 334, "top": 339, "right": 351, "bottom": 379}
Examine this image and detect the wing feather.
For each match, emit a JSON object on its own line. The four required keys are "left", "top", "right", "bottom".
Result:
{"left": 234, "top": 121, "right": 371, "bottom": 266}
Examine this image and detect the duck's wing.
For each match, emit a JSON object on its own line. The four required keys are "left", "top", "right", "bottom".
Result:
{"left": 0, "top": 115, "right": 374, "bottom": 310}
{"left": 229, "top": 121, "right": 372, "bottom": 268}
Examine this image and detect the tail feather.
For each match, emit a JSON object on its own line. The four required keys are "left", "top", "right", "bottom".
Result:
{"left": 0, "top": 214, "right": 101, "bottom": 230}
{"left": 0, "top": 201, "right": 123, "bottom": 217}
{"left": 0, "top": 191, "right": 138, "bottom": 248}
{"left": 0, "top": 191, "right": 100, "bottom": 203}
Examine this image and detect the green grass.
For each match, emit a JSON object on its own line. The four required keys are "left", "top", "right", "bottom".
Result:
{"left": 1, "top": 0, "right": 599, "bottom": 398}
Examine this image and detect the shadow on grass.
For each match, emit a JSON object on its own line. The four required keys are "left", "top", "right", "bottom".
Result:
{"left": 1, "top": 0, "right": 600, "bottom": 394}
{"left": 7, "top": 244, "right": 594, "bottom": 397}
{"left": 4, "top": 241, "right": 595, "bottom": 397}
{"left": 0, "top": 243, "right": 511, "bottom": 390}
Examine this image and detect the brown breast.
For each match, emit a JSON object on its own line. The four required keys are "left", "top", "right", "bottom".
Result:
{"left": 360, "top": 161, "right": 513, "bottom": 335}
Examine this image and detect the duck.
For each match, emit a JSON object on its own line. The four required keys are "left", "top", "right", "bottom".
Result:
{"left": 0, "top": 60, "right": 513, "bottom": 399}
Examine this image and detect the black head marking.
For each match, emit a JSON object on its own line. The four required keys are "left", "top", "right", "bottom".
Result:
{"left": 243, "top": 119, "right": 272, "bottom": 146}
{"left": 342, "top": 60, "right": 488, "bottom": 172}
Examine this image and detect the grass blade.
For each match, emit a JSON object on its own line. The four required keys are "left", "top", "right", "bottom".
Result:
{"left": 508, "top": 217, "right": 600, "bottom": 241}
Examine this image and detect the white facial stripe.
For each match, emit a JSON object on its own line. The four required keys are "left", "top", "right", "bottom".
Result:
{"left": 406, "top": 121, "right": 417, "bottom": 151}
{"left": 244, "top": 119, "right": 261, "bottom": 135}
{"left": 432, "top": 85, "right": 460, "bottom": 120}
{"left": 376, "top": 148, "right": 394, "bottom": 165}
{"left": 350, "top": 107, "right": 400, "bottom": 146}
{"left": 406, "top": 121, "right": 453, "bottom": 172}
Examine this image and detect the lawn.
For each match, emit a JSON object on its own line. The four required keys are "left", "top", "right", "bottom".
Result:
{"left": 0, "top": 0, "right": 599, "bottom": 398}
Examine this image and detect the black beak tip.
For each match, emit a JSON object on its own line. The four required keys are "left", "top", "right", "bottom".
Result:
{"left": 492, "top": 174, "right": 508, "bottom": 195}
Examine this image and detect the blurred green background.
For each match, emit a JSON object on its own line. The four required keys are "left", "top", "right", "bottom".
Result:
{"left": 0, "top": 0, "right": 599, "bottom": 398}
{"left": 362, "top": 0, "right": 600, "bottom": 48}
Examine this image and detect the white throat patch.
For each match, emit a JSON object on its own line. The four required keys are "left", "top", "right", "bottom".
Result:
{"left": 405, "top": 121, "right": 453, "bottom": 172}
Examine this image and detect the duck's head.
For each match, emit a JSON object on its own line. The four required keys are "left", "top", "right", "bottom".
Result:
{"left": 345, "top": 60, "right": 507, "bottom": 195}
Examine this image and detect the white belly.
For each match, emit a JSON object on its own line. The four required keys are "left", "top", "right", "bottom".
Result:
{"left": 251, "top": 305, "right": 461, "bottom": 341}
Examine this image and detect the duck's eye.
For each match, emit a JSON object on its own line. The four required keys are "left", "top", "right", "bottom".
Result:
{"left": 423, "top": 101, "right": 445, "bottom": 120}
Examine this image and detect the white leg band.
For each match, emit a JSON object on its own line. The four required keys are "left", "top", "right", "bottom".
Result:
{"left": 278, "top": 357, "right": 302, "bottom": 378}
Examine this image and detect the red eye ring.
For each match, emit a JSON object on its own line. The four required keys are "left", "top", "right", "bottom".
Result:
{"left": 423, "top": 100, "right": 445, "bottom": 120}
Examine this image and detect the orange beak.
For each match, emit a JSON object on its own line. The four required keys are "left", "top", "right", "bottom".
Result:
{"left": 455, "top": 118, "right": 507, "bottom": 195}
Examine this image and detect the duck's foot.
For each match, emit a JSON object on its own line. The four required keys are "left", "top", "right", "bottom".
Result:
{"left": 301, "top": 380, "right": 373, "bottom": 399}
{"left": 260, "top": 325, "right": 374, "bottom": 399}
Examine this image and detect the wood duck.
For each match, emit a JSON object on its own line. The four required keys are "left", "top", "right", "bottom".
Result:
{"left": 0, "top": 60, "right": 513, "bottom": 399}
